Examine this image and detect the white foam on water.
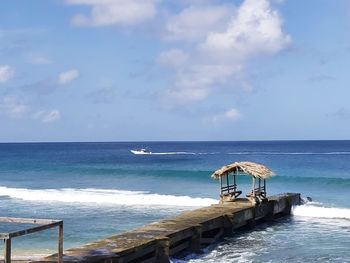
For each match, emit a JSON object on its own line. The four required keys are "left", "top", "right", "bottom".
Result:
{"left": 0, "top": 186, "right": 217, "bottom": 207}
{"left": 149, "top": 152, "right": 196, "bottom": 155}
{"left": 141, "top": 151, "right": 350, "bottom": 155}
{"left": 134, "top": 152, "right": 219, "bottom": 155}
{"left": 292, "top": 203, "right": 350, "bottom": 220}
{"left": 0, "top": 254, "right": 51, "bottom": 261}
{"left": 171, "top": 250, "right": 255, "bottom": 263}
{"left": 142, "top": 151, "right": 350, "bottom": 155}
{"left": 133, "top": 151, "right": 350, "bottom": 155}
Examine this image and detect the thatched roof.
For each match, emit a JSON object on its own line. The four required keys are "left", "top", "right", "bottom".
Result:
{"left": 211, "top": 161, "right": 275, "bottom": 179}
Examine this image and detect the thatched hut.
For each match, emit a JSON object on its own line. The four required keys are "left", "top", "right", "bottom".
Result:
{"left": 211, "top": 161, "right": 275, "bottom": 203}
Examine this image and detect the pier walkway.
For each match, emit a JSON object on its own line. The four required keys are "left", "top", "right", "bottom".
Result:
{"left": 34, "top": 193, "right": 300, "bottom": 263}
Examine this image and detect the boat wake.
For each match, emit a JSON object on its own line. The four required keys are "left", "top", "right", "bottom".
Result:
{"left": 0, "top": 186, "right": 217, "bottom": 207}
{"left": 146, "top": 152, "right": 196, "bottom": 155}
{"left": 131, "top": 150, "right": 197, "bottom": 155}
{"left": 132, "top": 151, "right": 350, "bottom": 156}
{"left": 131, "top": 151, "right": 220, "bottom": 155}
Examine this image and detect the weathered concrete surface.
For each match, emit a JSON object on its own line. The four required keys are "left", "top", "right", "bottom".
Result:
{"left": 33, "top": 193, "right": 300, "bottom": 263}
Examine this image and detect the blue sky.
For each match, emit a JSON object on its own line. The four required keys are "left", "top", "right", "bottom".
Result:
{"left": 0, "top": 0, "right": 350, "bottom": 142}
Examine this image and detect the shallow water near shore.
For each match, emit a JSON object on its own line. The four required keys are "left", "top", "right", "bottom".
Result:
{"left": 0, "top": 141, "right": 349, "bottom": 261}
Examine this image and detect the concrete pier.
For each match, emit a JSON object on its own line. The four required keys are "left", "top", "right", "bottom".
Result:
{"left": 35, "top": 193, "right": 300, "bottom": 263}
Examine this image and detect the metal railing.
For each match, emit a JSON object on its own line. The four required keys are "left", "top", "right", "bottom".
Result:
{"left": 0, "top": 217, "right": 63, "bottom": 263}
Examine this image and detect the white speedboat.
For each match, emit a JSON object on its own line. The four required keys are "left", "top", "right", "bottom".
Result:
{"left": 130, "top": 148, "right": 151, "bottom": 155}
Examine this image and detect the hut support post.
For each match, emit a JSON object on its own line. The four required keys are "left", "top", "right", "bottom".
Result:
{"left": 219, "top": 176, "right": 222, "bottom": 195}
{"left": 252, "top": 177, "right": 256, "bottom": 197}
{"left": 258, "top": 178, "right": 261, "bottom": 194}
{"left": 233, "top": 172, "right": 237, "bottom": 192}
{"left": 226, "top": 173, "right": 229, "bottom": 192}
{"left": 264, "top": 179, "right": 266, "bottom": 196}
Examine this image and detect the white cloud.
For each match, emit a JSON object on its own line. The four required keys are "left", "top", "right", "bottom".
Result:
{"left": 0, "top": 95, "right": 60, "bottom": 123}
{"left": 67, "top": 0, "right": 158, "bottom": 26}
{"left": 200, "top": 0, "right": 291, "bottom": 60}
{"left": 160, "top": 0, "right": 290, "bottom": 105}
{"left": 32, "top": 110, "right": 60, "bottom": 123}
{"left": 157, "top": 49, "right": 189, "bottom": 68}
{"left": 162, "top": 86, "right": 209, "bottom": 104}
{"left": 27, "top": 55, "right": 52, "bottom": 65}
{"left": 0, "top": 96, "right": 28, "bottom": 117}
{"left": 0, "top": 65, "right": 15, "bottom": 83}
{"left": 164, "top": 4, "right": 235, "bottom": 42}
{"left": 58, "top": 69, "right": 79, "bottom": 85}
{"left": 211, "top": 108, "right": 241, "bottom": 124}
{"left": 226, "top": 108, "right": 241, "bottom": 120}
{"left": 163, "top": 64, "right": 239, "bottom": 103}
{"left": 64, "top": 0, "right": 290, "bottom": 107}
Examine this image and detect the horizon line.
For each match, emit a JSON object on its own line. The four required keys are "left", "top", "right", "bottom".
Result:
{"left": 0, "top": 139, "right": 350, "bottom": 144}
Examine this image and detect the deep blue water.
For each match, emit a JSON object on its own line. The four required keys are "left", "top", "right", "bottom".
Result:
{"left": 0, "top": 141, "right": 349, "bottom": 261}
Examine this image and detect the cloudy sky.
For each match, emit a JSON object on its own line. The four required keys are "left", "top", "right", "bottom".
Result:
{"left": 0, "top": 0, "right": 350, "bottom": 142}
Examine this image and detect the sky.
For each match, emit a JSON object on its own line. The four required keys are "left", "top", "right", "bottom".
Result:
{"left": 0, "top": 0, "right": 350, "bottom": 142}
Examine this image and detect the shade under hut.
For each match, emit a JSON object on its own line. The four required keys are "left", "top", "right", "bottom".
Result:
{"left": 211, "top": 161, "right": 275, "bottom": 203}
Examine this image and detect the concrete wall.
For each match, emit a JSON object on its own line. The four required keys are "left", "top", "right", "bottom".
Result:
{"left": 36, "top": 193, "right": 300, "bottom": 263}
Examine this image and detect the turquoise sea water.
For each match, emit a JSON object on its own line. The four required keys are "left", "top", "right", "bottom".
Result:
{"left": 0, "top": 141, "right": 349, "bottom": 262}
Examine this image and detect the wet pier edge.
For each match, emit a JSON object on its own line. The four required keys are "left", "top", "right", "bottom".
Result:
{"left": 33, "top": 193, "right": 300, "bottom": 263}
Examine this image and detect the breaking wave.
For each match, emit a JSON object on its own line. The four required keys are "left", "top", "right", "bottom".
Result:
{"left": 292, "top": 203, "right": 350, "bottom": 220}
{"left": 0, "top": 186, "right": 217, "bottom": 207}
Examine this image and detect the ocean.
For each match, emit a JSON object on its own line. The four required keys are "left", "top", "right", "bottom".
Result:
{"left": 0, "top": 141, "right": 349, "bottom": 262}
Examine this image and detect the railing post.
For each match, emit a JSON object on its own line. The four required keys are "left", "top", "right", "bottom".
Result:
{"left": 4, "top": 238, "right": 11, "bottom": 263}
{"left": 58, "top": 223, "right": 63, "bottom": 263}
